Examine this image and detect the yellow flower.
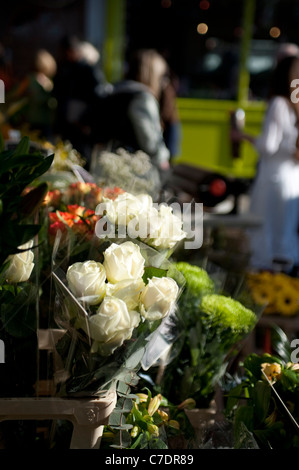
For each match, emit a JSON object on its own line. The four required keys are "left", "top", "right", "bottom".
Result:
{"left": 168, "top": 420, "right": 180, "bottom": 430}
{"left": 147, "top": 423, "right": 159, "bottom": 436}
{"left": 136, "top": 393, "right": 148, "bottom": 403}
{"left": 143, "top": 414, "right": 153, "bottom": 423}
{"left": 131, "top": 425, "right": 140, "bottom": 438}
{"left": 275, "top": 286, "right": 299, "bottom": 316}
{"left": 286, "top": 362, "right": 299, "bottom": 371}
{"left": 157, "top": 409, "right": 169, "bottom": 422}
{"left": 290, "top": 277, "right": 299, "bottom": 291}
{"left": 251, "top": 284, "right": 273, "bottom": 303}
{"left": 177, "top": 398, "right": 196, "bottom": 410}
{"left": 261, "top": 362, "right": 282, "bottom": 382}
{"left": 148, "top": 394, "right": 162, "bottom": 416}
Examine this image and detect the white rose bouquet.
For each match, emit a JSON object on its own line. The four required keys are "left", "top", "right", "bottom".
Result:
{"left": 52, "top": 240, "right": 181, "bottom": 397}
{"left": 95, "top": 191, "right": 187, "bottom": 255}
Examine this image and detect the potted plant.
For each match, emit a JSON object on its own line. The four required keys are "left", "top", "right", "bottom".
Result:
{"left": 225, "top": 325, "right": 299, "bottom": 449}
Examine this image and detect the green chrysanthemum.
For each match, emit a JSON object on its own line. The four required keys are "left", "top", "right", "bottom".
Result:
{"left": 171, "top": 262, "right": 215, "bottom": 296}
{"left": 200, "top": 294, "right": 256, "bottom": 334}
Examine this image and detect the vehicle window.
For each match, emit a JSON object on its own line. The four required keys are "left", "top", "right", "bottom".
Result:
{"left": 125, "top": 0, "right": 299, "bottom": 101}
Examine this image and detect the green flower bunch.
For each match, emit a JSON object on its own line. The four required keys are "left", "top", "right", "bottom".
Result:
{"left": 200, "top": 294, "right": 257, "bottom": 349}
{"left": 156, "top": 261, "right": 257, "bottom": 408}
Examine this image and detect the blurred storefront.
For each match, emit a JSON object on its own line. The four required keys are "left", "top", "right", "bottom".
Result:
{"left": 2, "top": 0, "right": 299, "bottom": 203}
{"left": 121, "top": 0, "right": 299, "bottom": 205}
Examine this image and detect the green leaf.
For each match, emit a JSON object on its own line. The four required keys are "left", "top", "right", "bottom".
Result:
{"left": 132, "top": 404, "right": 144, "bottom": 422}
{"left": 125, "top": 347, "right": 146, "bottom": 370}
{"left": 14, "top": 136, "right": 30, "bottom": 156}
{"left": 110, "top": 430, "right": 132, "bottom": 449}
{"left": 148, "top": 437, "right": 168, "bottom": 449}
{"left": 0, "top": 154, "right": 45, "bottom": 174}
{"left": 130, "top": 433, "right": 146, "bottom": 449}
{"left": 115, "top": 397, "right": 135, "bottom": 412}
{"left": 281, "top": 368, "right": 299, "bottom": 388}
{"left": 252, "top": 381, "right": 271, "bottom": 425}
{"left": 253, "top": 422, "right": 284, "bottom": 449}
{"left": 0, "top": 283, "right": 38, "bottom": 337}
{"left": 116, "top": 381, "right": 131, "bottom": 395}
{"left": 18, "top": 183, "right": 48, "bottom": 217}
{"left": 2, "top": 223, "right": 41, "bottom": 251}
{"left": 141, "top": 387, "right": 152, "bottom": 402}
{"left": 142, "top": 266, "right": 167, "bottom": 284}
{"left": 233, "top": 405, "right": 255, "bottom": 448}
{"left": 271, "top": 325, "right": 292, "bottom": 363}
{"left": 225, "top": 383, "right": 247, "bottom": 415}
{"left": 234, "top": 404, "right": 254, "bottom": 433}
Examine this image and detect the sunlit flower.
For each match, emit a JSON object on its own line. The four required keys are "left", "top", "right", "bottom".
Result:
{"left": 136, "top": 393, "right": 148, "bottom": 403}
{"left": 177, "top": 398, "right": 196, "bottom": 410}
{"left": 4, "top": 240, "right": 35, "bottom": 283}
{"left": 148, "top": 394, "right": 163, "bottom": 416}
{"left": 147, "top": 423, "right": 159, "bottom": 436}
{"left": 261, "top": 362, "right": 282, "bottom": 382}
{"left": 168, "top": 420, "right": 180, "bottom": 430}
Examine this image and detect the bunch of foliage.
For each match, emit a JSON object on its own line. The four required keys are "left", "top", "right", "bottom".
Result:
{"left": 101, "top": 385, "right": 195, "bottom": 449}
{"left": 0, "top": 135, "right": 53, "bottom": 400}
{"left": 225, "top": 326, "right": 299, "bottom": 449}
{"left": 0, "top": 135, "right": 53, "bottom": 267}
{"left": 153, "top": 261, "right": 257, "bottom": 408}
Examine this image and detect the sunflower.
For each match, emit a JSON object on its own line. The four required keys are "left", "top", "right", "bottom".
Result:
{"left": 275, "top": 286, "right": 299, "bottom": 317}
{"left": 272, "top": 273, "right": 292, "bottom": 292}
{"left": 289, "top": 276, "right": 299, "bottom": 291}
{"left": 250, "top": 283, "right": 276, "bottom": 313}
{"left": 254, "top": 271, "right": 274, "bottom": 282}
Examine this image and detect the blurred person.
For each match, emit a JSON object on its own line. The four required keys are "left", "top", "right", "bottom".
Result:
{"left": 86, "top": 48, "right": 170, "bottom": 181}
{"left": 53, "top": 35, "right": 103, "bottom": 167}
{"left": 276, "top": 42, "right": 299, "bottom": 64}
{"left": 13, "top": 48, "right": 57, "bottom": 139}
{"left": 232, "top": 55, "right": 299, "bottom": 273}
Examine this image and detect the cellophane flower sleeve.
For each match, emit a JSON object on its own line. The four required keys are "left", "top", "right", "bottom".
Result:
{"left": 49, "top": 230, "right": 183, "bottom": 398}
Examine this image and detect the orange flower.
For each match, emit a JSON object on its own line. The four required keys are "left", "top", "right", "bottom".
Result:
{"left": 43, "top": 189, "right": 62, "bottom": 207}
{"left": 103, "top": 186, "right": 125, "bottom": 200}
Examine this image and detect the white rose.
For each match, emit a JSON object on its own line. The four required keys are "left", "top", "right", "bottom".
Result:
{"left": 88, "top": 296, "right": 140, "bottom": 356}
{"left": 105, "top": 278, "right": 145, "bottom": 310}
{"left": 143, "top": 205, "right": 187, "bottom": 250}
{"left": 5, "top": 240, "right": 35, "bottom": 283}
{"left": 140, "top": 276, "right": 179, "bottom": 321}
{"left": 66, "top": 260, "right": 106, "bottom": 305}
{"left": 103, "top": 241, "right": 145, "bottom": 283}
{"left": 111, "top": 192, "right": 153, "bottom": 224}
{"left": 97, "top": 192, "right": 153, "bottom": 226}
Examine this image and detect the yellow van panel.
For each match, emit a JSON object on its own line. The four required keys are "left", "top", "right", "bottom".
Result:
{"left": 175, "top": 98, "right": 266, "bottom": 179}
